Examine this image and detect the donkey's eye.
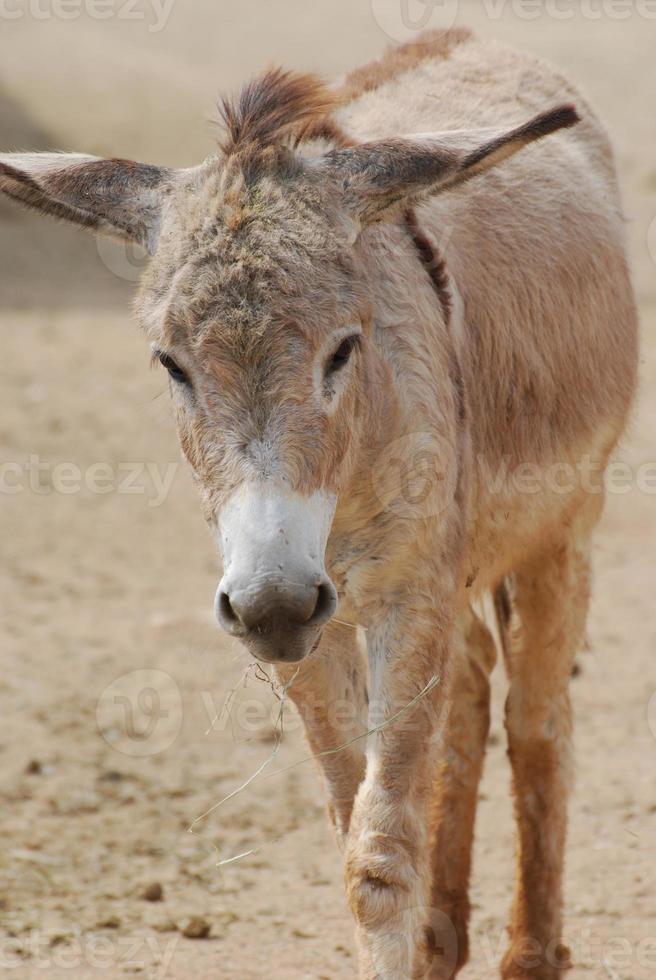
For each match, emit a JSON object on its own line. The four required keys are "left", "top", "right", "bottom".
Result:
{"left": 326, "top": 335, "right": 359, "bottom": 376}
{"left": 158, "top": 352, "right": 189, "bottom": 385}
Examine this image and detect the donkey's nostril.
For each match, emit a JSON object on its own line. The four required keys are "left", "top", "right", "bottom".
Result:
{"left": 218, "top": 589, "right": 240, "bottom": 626}
{"left": 307, "top": 580, "right": 337, "bottom": 626}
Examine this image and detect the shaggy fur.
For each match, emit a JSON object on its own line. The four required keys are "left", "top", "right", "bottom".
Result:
{"left": 0, "top": 28, "right": 638, "bottom": 980}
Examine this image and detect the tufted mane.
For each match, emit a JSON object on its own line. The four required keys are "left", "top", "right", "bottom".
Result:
{"left": 218, "top": 68, "right": 344, "bottom": 161}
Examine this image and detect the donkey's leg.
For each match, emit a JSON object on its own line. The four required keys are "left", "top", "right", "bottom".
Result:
{"left": 424, "top": 606, "right": 497, "bottom": 980}
{"left": 276, "top": 620, "right": 368, "bottom": 841}
{"left": 500, "top": 515, "right": 595, "bottom": 980}
{"left": 344, "top": 595, "right": 454, "bottom": 980}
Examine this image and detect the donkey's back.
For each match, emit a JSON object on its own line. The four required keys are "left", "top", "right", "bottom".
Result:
{"left": 339, "top": 29, "right": 638, "bottom": 583}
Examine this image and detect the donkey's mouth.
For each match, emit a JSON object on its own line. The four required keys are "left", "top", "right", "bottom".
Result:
{"left": 237, "top": 622, "right": 325, "bottom": 665}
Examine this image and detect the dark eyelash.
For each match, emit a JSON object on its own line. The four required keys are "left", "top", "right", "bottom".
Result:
{"left": 326, "top": 335, "right": 360, "bottom": 376}
{"left": 157, "top": 351, "right": 189, "bottom": 385}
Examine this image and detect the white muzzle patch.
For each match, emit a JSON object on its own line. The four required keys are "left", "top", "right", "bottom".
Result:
{"left": 213, "top": 482, "right": 337, "bottom": 663}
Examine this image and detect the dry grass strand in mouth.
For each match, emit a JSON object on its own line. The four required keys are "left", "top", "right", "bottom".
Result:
{"left": 332, "top": 617, "right": 366, "bottom": 631}
{"left": 188, "top": 667, "right": 441, "bottom": 868}
{"left": 262, "top": 671, "right": 441, "bottom": 781}
{"left": 187, "top": 663, "right": 300, "bottom": 865}
{"left": 204, "top": 660, "right": 268, "bottom": 737}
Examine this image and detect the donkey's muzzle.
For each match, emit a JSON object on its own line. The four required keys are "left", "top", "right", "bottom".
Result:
{"left": 215, "top": 575, "right": 337, "bottom": 663}
{"left": 214, "top": 481, "right": 338, "bottom": 663}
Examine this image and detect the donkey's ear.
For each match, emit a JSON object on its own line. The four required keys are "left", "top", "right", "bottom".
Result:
{"left": 0, "top": 153, "right": 174, "bottom": 253}
{"left": 322, "top": 104, "right": 580, "bottom": 225}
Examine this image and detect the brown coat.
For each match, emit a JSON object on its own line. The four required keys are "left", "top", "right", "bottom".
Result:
{"left": 0, "top": 29, "right": 638, "bottom": 980}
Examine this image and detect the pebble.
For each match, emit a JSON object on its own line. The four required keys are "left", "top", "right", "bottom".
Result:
{"left": 181, "top": 916, "right": 211, "bottom": 939}
{"left": 97, "top": 914, "right": 121, "bottom": 929}
{"left": 140, "top": 882, "right": 163, "bottom": 902}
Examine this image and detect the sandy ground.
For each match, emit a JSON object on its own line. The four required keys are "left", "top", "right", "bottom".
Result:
{"left": 1, "top": 3, "right": 655, "bottom": 978}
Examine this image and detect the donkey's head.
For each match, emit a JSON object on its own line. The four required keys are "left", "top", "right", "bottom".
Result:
{"left": 0, "top": 71, "right": 578, "bottom": 663}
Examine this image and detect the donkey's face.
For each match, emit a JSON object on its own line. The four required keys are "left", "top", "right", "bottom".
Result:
{"left": 138, "top": 155, "right": 374, "bottom": 663}
{"left": 0, "top": 70, "right": 578, "bottom": 663}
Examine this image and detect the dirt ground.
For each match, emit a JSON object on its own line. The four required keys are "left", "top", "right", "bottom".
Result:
{"left": 1, "top": 3, "right": 655, "bottom": 978}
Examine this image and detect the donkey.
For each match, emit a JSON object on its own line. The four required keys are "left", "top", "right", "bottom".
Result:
{"left": 1, "top": 28, "right": 637, "bottom": 980}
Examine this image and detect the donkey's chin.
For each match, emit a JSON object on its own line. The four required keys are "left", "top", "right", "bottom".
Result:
{"left": 239, "top": 626, "right": 324, "bottom": 665}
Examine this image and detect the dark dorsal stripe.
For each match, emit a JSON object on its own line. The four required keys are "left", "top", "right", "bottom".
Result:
{"left": 404, "top": 207, "right": 452, "bottom": 326}
{"left": 404, "top": 208, "right": 465, "bottom": 427}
